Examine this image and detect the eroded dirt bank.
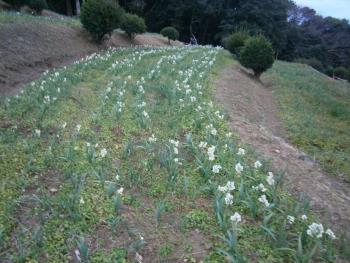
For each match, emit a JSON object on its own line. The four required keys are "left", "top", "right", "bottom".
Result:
{"left": 215, "top": 64, "right": 350, "bottom": 240}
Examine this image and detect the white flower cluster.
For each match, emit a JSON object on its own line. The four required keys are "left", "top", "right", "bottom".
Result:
{"left": 207, "top": 146, "right": 216, "bottom": 161}
{"left": 306, "top": 223, "right": 336, "bottom": 239}
{"left": 218, "top": 181, "right": 236, "bottom": 206}
{"left": 169, "top": 139, "right": 179, "bottom": 155}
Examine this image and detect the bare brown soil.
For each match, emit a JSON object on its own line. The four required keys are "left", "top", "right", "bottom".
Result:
{"left": 0, "top": 22, "right": 98, "bottom": 95}
{"left": 109, "top": 31, "right": 183, "bottom": 48}
{"left": 215, "top": 64, "right": 350, "bottom": 240}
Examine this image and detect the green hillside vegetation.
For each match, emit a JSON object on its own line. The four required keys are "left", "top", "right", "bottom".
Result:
{"left": 0, "top": 46, "right": 341, "bottom": 262}
{"left": 265, "top": 62, "right": 350, "bottom": 180}
{"left": 0, "top": 11, "right": 81, "bottom": 27}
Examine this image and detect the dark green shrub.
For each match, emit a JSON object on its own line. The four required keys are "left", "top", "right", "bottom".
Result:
{"left": 160, "top": 26, "right": 179, "bottom": 44}
{"left": 120, "top": 13, "right": 146, "bottom": 39}
{"left": 28, "top": 0, "right": 47, "bottom": 13}
{"left": 239, "top": 35, "right": 275, "bottom": 78}
{"left": 223, "top": 30, "right": 250, "bottom": 55}
{"left": 333, "top": 67, "right": 348, "bottom": 79}
{"left": 80, "top": 0, "right": 125, "bottom": 41}
{"left": 325, "top": 67, "right": 334, "bottom": 77}
{"left": 294, "top": 58, "right": 325, "bottom": 72}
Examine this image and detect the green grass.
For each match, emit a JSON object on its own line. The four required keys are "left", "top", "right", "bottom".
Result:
{"left": 265, "top": 61, "right": 350, "bottom": 180}
{"left": 0, "top": 11, "right": 81, "bottom": 27}
{"left": 0, "top": 47, "right": 341, "bottom": 262}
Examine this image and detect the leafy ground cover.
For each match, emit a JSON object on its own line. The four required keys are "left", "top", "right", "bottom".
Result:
{"left": 265, "top": 62, "right": 350, "bottom": 180}
{"left": 0, "top": 47, "right": 341, "bottom": 262}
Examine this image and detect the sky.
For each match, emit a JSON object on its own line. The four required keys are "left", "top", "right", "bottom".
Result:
{"left": 293, "top": 0, "right": 350, "bottom": 20}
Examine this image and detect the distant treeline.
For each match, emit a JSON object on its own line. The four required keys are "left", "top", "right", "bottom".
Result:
{"left": 5, "top": 0, "right": 350, "bottom": 77}
{"left": 119, "top": 0, "right": 350, "bottom": 75}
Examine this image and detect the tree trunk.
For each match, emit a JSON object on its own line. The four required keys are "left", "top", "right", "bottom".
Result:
{"left": 76, "top": 0, "right": 81, "bottom": 16}
{"left": 66, "top": 0, "right": 73, "bottom": 16}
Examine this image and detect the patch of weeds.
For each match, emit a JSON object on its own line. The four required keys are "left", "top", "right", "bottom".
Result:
{"left": 183, "top": 210, "right": 211, "bottom": 231}
{"left": 159, "top": 244, "right": 173, "bottom": 257}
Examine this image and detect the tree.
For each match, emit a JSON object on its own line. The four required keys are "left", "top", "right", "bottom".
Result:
{"left": 160, "top": 26, "right": 179, "bottom": 44}
{"left": 223, "top": 29, "right": 250, "bottom": 55}
{"left": 80, "top": 0, "right": 125, "bottom": 41}
{"left": 121, "top": 13, "right": 146, "bottom": 39}
{"left": 75, "top": 0, "right": 80, "bottom": 15}
{"left": 239, "top": 35, "right": 275, "bottom": 78}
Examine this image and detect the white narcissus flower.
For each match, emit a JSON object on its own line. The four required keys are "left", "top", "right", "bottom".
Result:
{"left": 267, "top": 172, "right": 275, "bottom": 186}
{"left": 224, "top": 193, "right": 233, "bottom": 205}
{"left": 75, "top": 249, "right": 81, "bottom": 262}
{"left": 80, "top": 197, "right": 85, "bottom": 204}
{"left": 325, "top": 229, "right": 336, "bottom": 240}
{"left": 62, "top": 122, "right": 67, "bottom": 129}
{"left": 287, "top": 215, "right": 295, "bottom": 224}
{"left": 142, "top": 111, "right": 149, "bottom": 118}
{"left": 173, "top": 147, "right": 178, "bottom": 155}
{"left": 35, "top": 129, "right": 41, "bottom": 137}
{"left": 169, "top": 139, "right": 179, "bottom": 147}
{"left": 258, "top": 194, "right": 270, "bottom": 207}
{"left": 207, "top": 146, "right": 216, "bottom": 161}
{"left": 254, "top": 160, "right": 262, "bottom": 169}
{"left": 199, "top": 141, "right": 207, "bottom": 149}
{"left": 301, "top": 214, "right": 308, "bottom": 221}
{"left": 148, "top": 134, "right": 157, "bottom": 143}
{"left": 307, "top": 223, "right": 324, "bottom": 238}
{"left": 218, "top": 185, "right": 228, "bottom": 192}
{"left": 117, "top": 187, "right": 124, "bottom": 195}
{"left": 258, "top": 183, "right": 266, "bottom": 192}
{"left": 235, "top": 163, "right": 243, "bottom": 174}
{"left": 210, "top": 128, "right": 217, "bottom": 136}
{"left": 100, "top": 148, "right": 107, "bottom": 158}
{"left": 237, "top": 148, "right": 246, "bottom": 156}
{"left": 212, "top": 164, "right": 222, "bottom": 174}
{"left": 225, "top": 132, "right": 232, "bottom": 138}
{"left": 226, "top": 181, "right": 235, "bottom": 191}
{"left": 76, "top": 124, "right": 81, "bottom": 132}
{"left": 230, "top": 212, "right": 242, "bottom": 223}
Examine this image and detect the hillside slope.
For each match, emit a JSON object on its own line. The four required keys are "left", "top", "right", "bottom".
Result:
{"left": 265, "top": 61, "right": 350, "bottom": 180}
{"left": 0, "top": 21, "right": 98, "bottom": 95}
{"left": 0, "top": 12, "right": 181, "bottom": 95}
{"left": 215, "top": 60, "right": 350, "bottom": 242}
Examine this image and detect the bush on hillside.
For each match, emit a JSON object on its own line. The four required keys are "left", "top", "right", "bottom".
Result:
{"left": 239, "top": 35, "right": 275, "bottom": 78}
{"left": 120, "top": 13, "right": 146, "bottom": 39}
{"left": 294, "top": 57, "right": 325, "bottom": 72}
{"left": 80, "top": 0, "right": 125, "bottom": 41}
{"left": 160, "top": 26, "right": 179, "bottom": 44}
{"left": 28, "top": 0, "right": 47, "bottom": 13}
{"left": 223, "top": 30, "right": 250, "bottom": 55}
{"left": 325, "top": 67, "right": 334, "bottom": 77}
{"left": 333, "top": 67, "right": 348, "bottom": 80}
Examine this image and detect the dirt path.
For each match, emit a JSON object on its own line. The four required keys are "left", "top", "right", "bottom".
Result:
{"left": 215, "top": 64, "right": 350, "bottom": 239}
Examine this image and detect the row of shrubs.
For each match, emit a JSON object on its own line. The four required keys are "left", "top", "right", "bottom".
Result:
{"left": 223, "top": 29, "right": 350, "bottom": 82}
{"left": 5, "top": 0, "right": 181, "bottom": 44}
{"left": 223, "top": 29, "right": 275, "bottom": 78}
{"left": 81, "top": 0, "right": 180, "bottom": 43}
